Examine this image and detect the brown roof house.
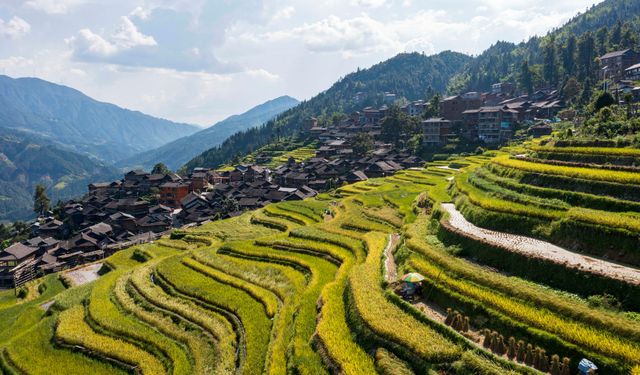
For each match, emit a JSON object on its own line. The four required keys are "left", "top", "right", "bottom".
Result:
{"left": 0, "top": 243, "right": 38, "bottom": 287}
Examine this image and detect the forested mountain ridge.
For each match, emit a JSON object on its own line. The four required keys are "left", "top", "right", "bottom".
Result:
{"left": 118, "top": 96, "right": 300, "bottom": 171}
{"left": 447, "top": 0, "right": 640, "bottom": 94}
{"left": 556, "top": 0, "right": 640, "bottom": 38}
{"left": 0, "top": 75, "right": 199, "bottom": 163}
{"left": 0, "top": 127, "right": 119, "bottom": 221}
{"left": 182, "top": 51, "right": 472, "bottom": 171}
{"left": 184, "top": 0, "right": 640, "bottom": 172}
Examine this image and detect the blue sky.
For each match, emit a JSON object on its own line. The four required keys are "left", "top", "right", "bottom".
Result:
{"left": 0, "top": 0, "right": 603, "bottom": 126}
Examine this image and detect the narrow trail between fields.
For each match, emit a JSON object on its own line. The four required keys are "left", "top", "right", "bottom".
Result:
{"left": 383, "top": 233, "right": 400, "bottom": 282}
{"left": 441, "top": 203, "right": 640, "bottom": 285}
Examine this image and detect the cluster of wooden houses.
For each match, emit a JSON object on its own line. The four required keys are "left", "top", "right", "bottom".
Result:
{"left": 311, "top": 87, "right": 563, "bottom": 151}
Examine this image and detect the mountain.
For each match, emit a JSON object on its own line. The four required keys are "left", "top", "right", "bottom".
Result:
{"left": 0, "top": 75, "right": 199, "bottom": 163}
{"left": 182, "top": 51, "right": 472, "bottom": 171}
{"left": 0, "top": 127, "right": 119, "bottom": 221}
{"left": 118, "top": 96, "right": 300, "bottom": 171}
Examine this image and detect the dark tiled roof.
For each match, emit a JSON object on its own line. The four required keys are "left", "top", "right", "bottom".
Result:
{"left": 2, "top": 243, "right": 38, "bottom": 260}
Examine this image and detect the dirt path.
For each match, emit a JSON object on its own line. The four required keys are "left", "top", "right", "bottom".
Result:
{"left": 383, "top": 233, "right": 400, "bottom": 282}
{"left": 435, "top": 165, "right": 460, "bottom": 171}
{"left": 64, "top": 263, "right": 103, "bottom": 287}
{"left": 441, "top": 203, "right": 640, "bottom": 285}
{"left": 40, "top": 300, "right": 55, "bottom": 311}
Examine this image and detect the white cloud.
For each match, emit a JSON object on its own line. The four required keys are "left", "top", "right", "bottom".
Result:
{"left": 241, "top": 11, "right": 465, "bottom": 57}
{"left": 246, "top": 68, "right": 279, "bottom": 81}
{"left": 67, "top": 16, "right": 156, "bottom": 59}
{"left": 0, "top": 56, "right": 35, "bottom": 69}
{"left": 272, "top": 6, "right": 295, "bottom": 22}
{"left": 351, "top": 0, "right": 388, "bottom": 8}
{"left": 129, "top": 6, "right": 152, "bottom": 20}
{"left": 25, "top": 0, "right": 88, "bottom": 14}
{"left": 0, "top": 16, "right": 31, "bottom": 39}
{"left": 112, "top": 17, "right": 157, "bottom": 48}
{"left": 249, "top": 14, "right": 399, "bottom": 57}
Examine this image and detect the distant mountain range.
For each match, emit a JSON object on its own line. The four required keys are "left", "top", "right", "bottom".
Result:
{"left": 118, "top": 96, "right": 300, "bottom": 171}
{"left": 0, "top": 127, "right": 119, "bottom": 221}
{"left": 0, "top": 75, "right": 199, "bottom": 163}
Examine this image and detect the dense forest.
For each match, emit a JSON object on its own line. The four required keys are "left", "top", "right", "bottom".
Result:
{"left": 448, "top": 0, "right": 640, "bottom": 96}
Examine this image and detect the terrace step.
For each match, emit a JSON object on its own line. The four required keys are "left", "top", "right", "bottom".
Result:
{"left": 441, "top": 203, "right": 640, "bottom": 286}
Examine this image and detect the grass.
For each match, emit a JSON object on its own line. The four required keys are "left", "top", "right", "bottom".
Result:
{"left": 157, "top": 257, "right": 272, "bottom": 375}
{"left": 129, "top": 264, "right": 236, "bottom": 374}
{"left": 374, "top": 348, "right": 415, "bottom": 375}
{"left": 408, "top": 257, "right": 640, "bottom": 366}
{"left": 182, "top": 257, "right": 280, "bottom": 318}
{"left": 114, "top": 273, "right": 203, "bottom": 375}
{"left": 56, "top": 305, "right": 166, "bottom": 374}
{"left": 348, "top": 232, "right": 461, "bottom": 363}
{"left": 456, "top": 168, "right": 640, "bottom": 235}
{"left": 87, "top": 270, "right": 190, "bottom": 374}
{"left": 530, "top": 145, "right": 640, "bottom": 157}
{"left": 493, "top": 155, "right": 640, "bottom": 185}
{"left": 406, "top": 214, "right": 640, "bottom": 343}
{"left": 5, "top": 317, "right": 127, "bottom": 375}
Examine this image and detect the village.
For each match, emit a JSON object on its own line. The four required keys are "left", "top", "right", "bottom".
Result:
{"left": 2, "top": 46, "right": 640, "bottom": 290}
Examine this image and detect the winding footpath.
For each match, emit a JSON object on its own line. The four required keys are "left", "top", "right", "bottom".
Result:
{"left": 383, "top": 233, "right": 400, "bottom": 282}
{"left": 441, "top": 203, "right": 640, "bottom": 285}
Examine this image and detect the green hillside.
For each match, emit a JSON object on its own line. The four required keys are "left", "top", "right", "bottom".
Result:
{"left": 182, "top": 51, "right": 472, "bottom": 172}
{"left": 0, "top": 127, "right": 119, "bottom": 221}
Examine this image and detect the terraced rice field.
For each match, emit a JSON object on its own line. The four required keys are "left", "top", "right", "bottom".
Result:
{"left": 0, "top": 151, "right": 639, "bottom": 374}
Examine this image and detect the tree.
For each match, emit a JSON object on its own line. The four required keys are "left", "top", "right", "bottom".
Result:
{"left": 562, "top": 77, "right": 580, "bottom": 102}
{"left": 594, "top": 91, "right": 616, "bottom": 112}
{"left": 33, "top": 184, "right": 50, "bottom": 216}
{"left": 577, "top": 32, "right": 595, "bottom": 80}
{"left": 595, "top": 27, "right": 608, "bottom": 57}
{"left": 519, "top": 61, "right": 534, "bottom": 95}
{"left": 423, "top": 94, "right": 441, "bottom": 119}
{"left": 543, "top": 36, "right": 557, "bottom": 86}
{"left": 562, "top": 35, "right": 576, "bottom": 76}
{"left": 381, "top": 105, "right": 406, "bottom": 145}
{"left": 609, "top": 21, "right": 622, "bottom": 48}
{"left": 352, "top": 132, "right": 373, "bottom": 156}
{"left": 580, "top": 78, "right": 593, "bottom": 105}
{"left": 151, "top": 162, "right": 171, "bottom": 175}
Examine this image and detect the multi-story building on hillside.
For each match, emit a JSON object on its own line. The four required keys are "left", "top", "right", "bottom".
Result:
{"left": 440, "top": 93, "right": 483, "bottom": 124}
{"left": 463, "top": 106, "right": 518, "bottom": 144}
{"left": 600, "top": 49, "right": 640, "bottom": 81}
{"left": 626, "top": 63, "right": 640, "bottom": 81}
{"left": 421, "top": 118, "right": 451, "bottom": 146}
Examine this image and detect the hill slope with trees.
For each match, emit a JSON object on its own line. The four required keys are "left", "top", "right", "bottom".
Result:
{"left": 0, "top": 127, "right": 119, "bottom": 221}
{"left": 447, "top": 0, "right": 640, "bottom": 96}
{"left": 182, "top": 51, "right": 472, "bottom": 171}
